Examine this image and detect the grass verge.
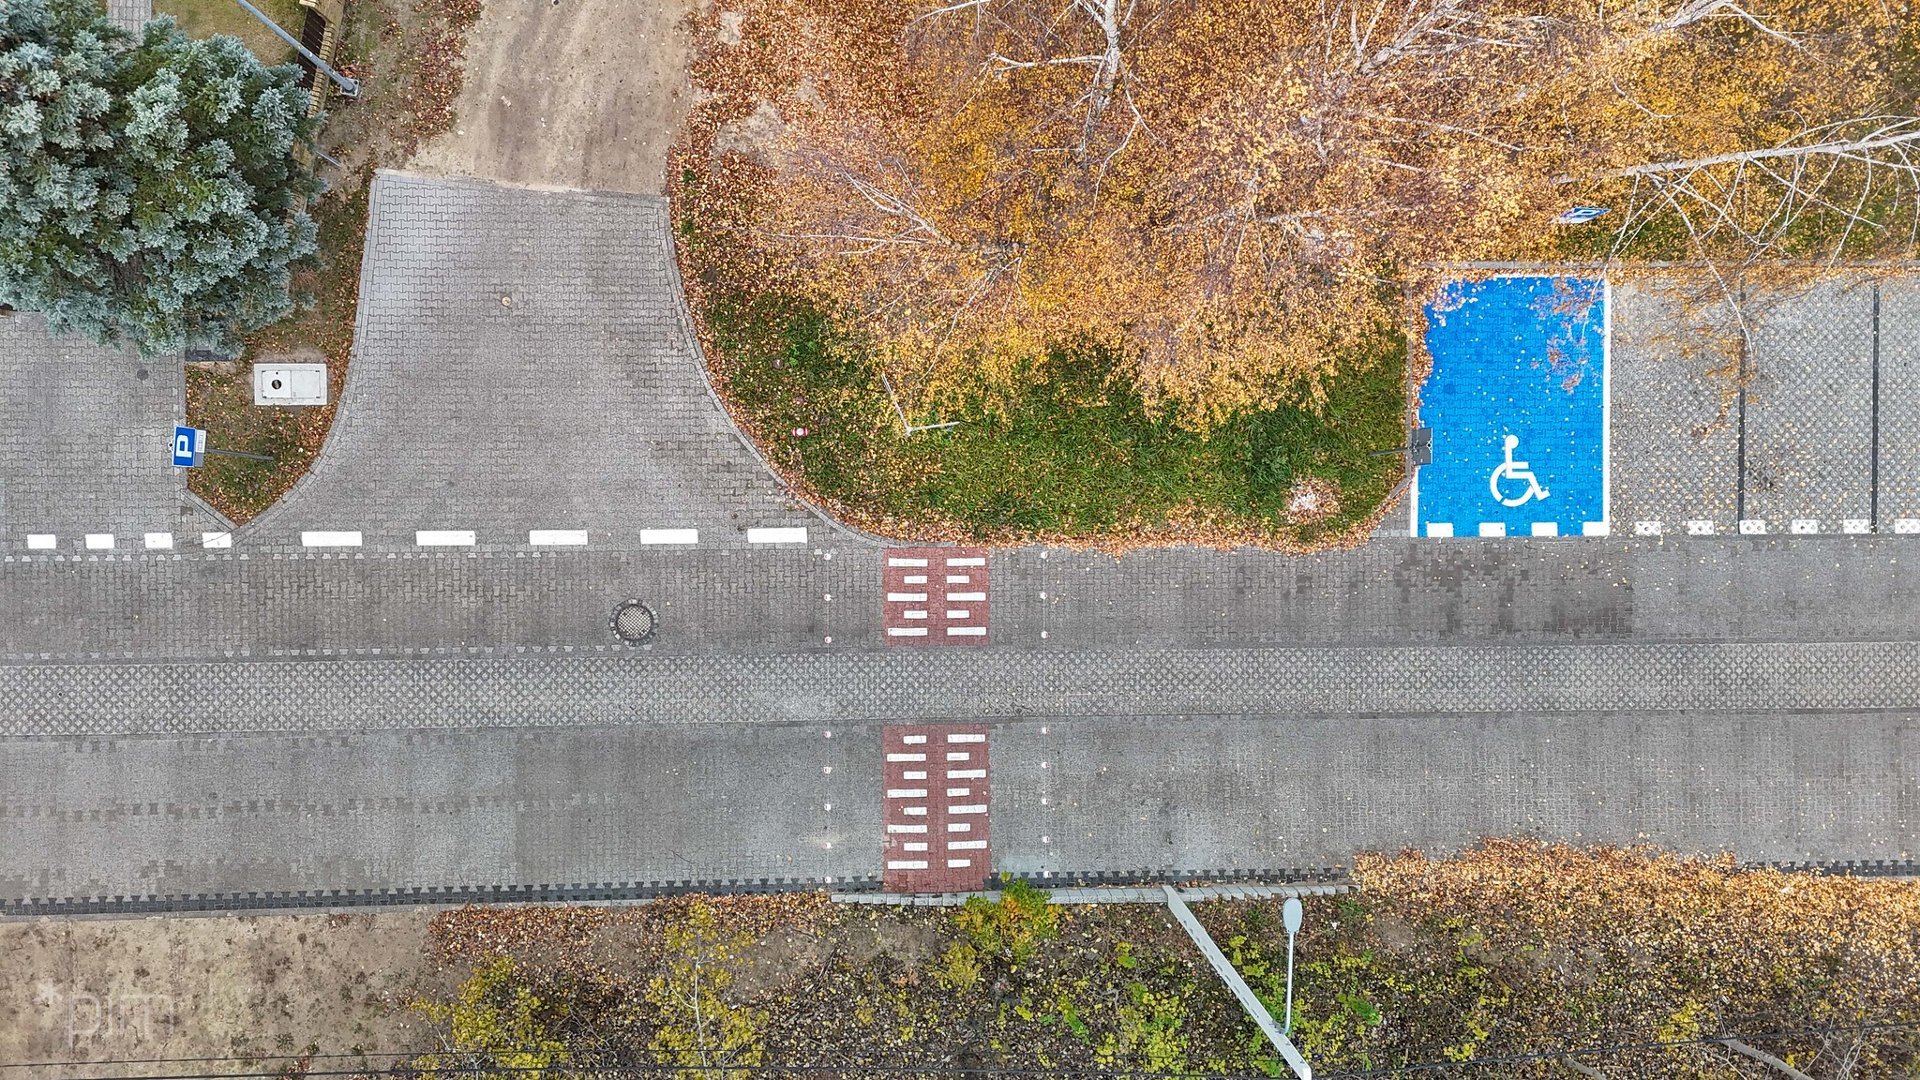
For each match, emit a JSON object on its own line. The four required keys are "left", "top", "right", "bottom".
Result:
{"left": 689, "top": 261, "right": 1408, "bottom": 551}
{"left": 151, "top": 0, "right": 307, "bottom": 63}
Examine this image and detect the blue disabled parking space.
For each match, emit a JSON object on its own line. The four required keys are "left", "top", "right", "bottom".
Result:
{"left": 1414, "top": 276, "right": 1609, "bottom": 538}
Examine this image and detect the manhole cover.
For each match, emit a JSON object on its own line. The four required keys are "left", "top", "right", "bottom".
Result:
{"left": 611, "top": 600, "right": 656, "bottom": 644}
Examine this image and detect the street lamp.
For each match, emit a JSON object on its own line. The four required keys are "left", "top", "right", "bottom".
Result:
{"left": 1281, "top": 896, "right": 1303, "bottom": 1035}
{"left": 231, "top": 0, "right": 360, "bottom": 97}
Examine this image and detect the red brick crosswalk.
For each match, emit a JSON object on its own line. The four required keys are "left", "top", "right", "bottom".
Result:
{"left": 881, "top": 724, "right": 991, "bottom": 892}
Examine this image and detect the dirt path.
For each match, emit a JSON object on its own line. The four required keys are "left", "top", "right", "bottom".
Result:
{"left": 0, "top": 913, "right": 433, "bottom": 1075}
{"left": 408, "top": 0, "right": 695, "bottom": 194}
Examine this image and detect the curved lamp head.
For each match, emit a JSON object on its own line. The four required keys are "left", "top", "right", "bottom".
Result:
{"left": 1282, "top": 896, "right": 1304, "bottom": 936}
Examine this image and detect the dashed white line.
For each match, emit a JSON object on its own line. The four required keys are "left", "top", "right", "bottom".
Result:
{"left": 143, "top": 532, "right": 173, "bottom": 550}
{"left": 902, "top": 770, "right": 927, "bottom": 780}
{"left": 416, "top": 530, "right": 476, "bottom": 547}
{"left": 946, "top": 556, "right": 985, "bottom": 567}
{"left": 202, "top": 532, "right": 232, "bottom": 549}
{"left": 887, "top": 860, "right": 928, "bottom": 870}
{"left": 640, "top": 528, "right": 700, "bottom": 545}
{"left": 26, "top": 535, "right": 55, "bottom": 550}
{"left": 887, "top": 823, "right": 927, "bottom": 834}
{"left": 887, "top": 592, "right": 928, "bottom": 602}
{"left": 946, "top": 751, "right": 971, "bottom": 761}
{"left": 1530, "top": 522, "right": 1558, "bottom": 537}
{"left": 903, "top": 610, "right": 928, "bottom": 620}
{"left": 886, "top": 752, "right": 926, "bottom": 762}
{"left": 903, "top": 574, "right": 928, "bottom": 584}
{"left": 1897, "top": 519, "right": 1920, "bottom": 534}
{"left": 946, "top": 822, "right": 973, "bottom": 832}
{"left": 949, "top": 840, "right": 988, "bottom": 850}
{"left": 945, "top": 574, "right": 971, "bottom": 583}
{"left": 529, "top": 529, "right": 589, "bottom": 546}
{"left": 902, "top": 806, "right": 928, "bottom": 816}
{"left": 1478, "top": 522, "right": 1506, "bottom": 537}
{"left": 887, "top": 557, "right": 929, "bottom": 567}
{"left": 84, "top": 533, "right": 114, "bottom": 550}
{"left": 948, "top": 734, "right": 986, "bottom": 743}
{"left": 886, "top": 788, "right": 928, "bottom": 798}
{"left": 946, "top": 858, "right": 972, "bottom": 868}
{"left": 904, "top": 842, "right": 929, "bottom": 852}
{"left": 887, "top": 627, "right": 929, "bottom": 637}
{"left": 1425, "top": 522, "right": 1454, "bottom": 537}
{"left": 946, "top": 626, "right": 987, "bottom": 637}
{"left": 302, "top": 531, "right": 363, "bottom": 548}
{"left": 747, "top": 526, "right": 808, "bottom": 544}
{"left": 1738, "top": 519, "right": 1768, "bottom": 535}
{"left": 945, "top": 609, "right": 972, "bottom": 620}
{"left": 945, "top": 591, "right": 986, "bottom": 602}
{"left": 1582, "top": 521, "right": 1610, "bottom": 537}
{"left": 1844, "top": 519, "right": 1872, "bottom": 534}
{"left": 947, "top": 768, "right": 986, "bottom": 779}
{"left": 950, "top": 804, "right": 987, "bottom": 815}
{"left": 903, "top": 735, "right": 927, "bottom": 744}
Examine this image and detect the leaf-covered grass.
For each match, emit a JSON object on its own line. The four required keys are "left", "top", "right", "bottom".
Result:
{"left": 185, "top": 180, "right": 367, "bottom": 521}
{"left": 701, "top": 287, "right": 1408, "bottom": 548}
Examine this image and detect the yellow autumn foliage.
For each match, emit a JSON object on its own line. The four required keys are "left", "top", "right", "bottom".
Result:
{"left": 683, "top": 0, "right": 1916, "bottom": 425}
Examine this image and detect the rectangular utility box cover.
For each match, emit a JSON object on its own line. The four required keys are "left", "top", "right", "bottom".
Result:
{"left": 254, "top": 363, "right": 329, "bottom": 406}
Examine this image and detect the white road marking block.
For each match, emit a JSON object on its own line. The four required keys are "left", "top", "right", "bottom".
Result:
{"left": 747, "top": 526, "right": 808, "bottom": 544}
{"left": 903, "top": 610, "right": 929, "bottom": 620}
{"left": 887, "top": 788, "right": 928, "bottom": 798}
{"left": 888, "top": 592, "right": 928, "bottom": 602}
{"left": 1582, "top": 521, "right": 1610, "bottom": 537}
{"left": 903, "top": 575, "right": 928, "bottom": 584}
{"left": 416, "top": 530, "right": 476, "bottom": 547}
{"left": 201, "top": 532, "right": 232, "bottom": 548}
{"left": 887, "top": 557, "right": 929, "bottom": 567}
{"left": 887, "top": 824, "right": 927, "bottom": 834}
{"left": 945, "top": 609, "right": 972, "bottom": 620}
{"left": 949, "top": 840, "right": 988, "bottom": 850}
{"left": 1478, "top": 522, "right": 1506, "bottom": 537}
{"left": 903, "top": 735, "right": 927, "bottom": 744}
{"left": 903, "top": 770, "right": 927, "bottom": 780}
{"left": 1896, "top": 519, "right": 1920, "bottom": 534}
{"left": 945, "top": 574, "right": 971, "bottom": 583}
{"left": 143, "top": 532, "right": 174, "bottom": 549}
{"left": 904, "top": 842, "right": 928, "bottom": 852}
{"left": 947, "top": 769, "right": 986, "bottom": 779}
{"left": 946, "top": 751, "right": 970, "bottom": 761}
{"left": 902, "top": 806, "right": 927, "bottom": 816}
{"left": 84, "top": 533, "right": 114, "bottom": 550}
{"left": 1530, "top": 522, "right": 1558, "bottom": 537}
{"left": 948, "top": 734, "right": 986, "bottom": 743}
{"left": 946, "top": 626, "right": 987, "bottom": 637}
{"left": 887, "top": 627, "right": 929, "bottom": 637}
{"left": 529, "top": 529, "right": 589, "bottom": 546}
{"left": 946, "top": 858, "right": 972, "bottom": 868}
{"left": 302, "top": 531, "right": 363, "bottom": 547}
{"left": 1634, "top": 521, "right": 1662, "bottom": 536}
{"left": 1844, "top": 519, "right": 1872, "bottom": 534}
{"left": 886, "top": 752, "right": 926, "bottom": 762}
{"left": 1739, "top": 519, "right": 1768, "bottom": 535}
{"left": 946, "top": 591, "right": 986, "bottom": 601}
{"left": 887, "top": 860, "right": 929, "bottom": 870}
{"left": 950, "top": 804, "right": 987, "bottom": 815}
{"left": 1426, "top": 522, "right": 1454, "bottom": 538}
{"left": 640, "top": 529, "right": 699, "bottom": 545}
{"left": 26, "top": 534, "right": 55, "bottom": 550}
{"left": 1790, "top": 519, "right": 1819, "bottom": 535}
{"left": 945, "top": 556, "right": 985, "bottom": 566}
{"left": 947, "top": 822, "right": 973, "bottom": 832}
{"left": 945, "top": 787, "right": 971, "bottom": 797}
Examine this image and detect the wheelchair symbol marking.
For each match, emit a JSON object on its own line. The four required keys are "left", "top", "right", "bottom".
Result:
{"left": 1488, "top": 434, "right": 1549, "bottom": 508}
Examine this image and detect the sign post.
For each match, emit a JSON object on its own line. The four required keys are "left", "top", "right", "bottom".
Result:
{"left": 171, "top": 425, "right": 274, "bottom": 467}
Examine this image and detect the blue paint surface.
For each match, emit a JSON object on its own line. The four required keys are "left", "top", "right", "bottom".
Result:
{"left": 1417, "top": 277, "right": 1607, "bottom": 536}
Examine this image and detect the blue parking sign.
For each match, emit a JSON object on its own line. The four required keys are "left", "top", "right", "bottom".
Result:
{"left": 1414, "top": 277, "right": 1609, "bottom": 538}
{"left": 172, "top": 425, "right": 205, "bottom": 468}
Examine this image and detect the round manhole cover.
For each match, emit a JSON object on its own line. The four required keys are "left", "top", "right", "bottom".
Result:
{"left": 611, "top": 600, "right": 656, "bottom": 644}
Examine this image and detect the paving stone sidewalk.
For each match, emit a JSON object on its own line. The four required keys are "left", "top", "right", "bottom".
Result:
{"left": 244, "top": 171, "right": 824, "bottom": 549}
{"left": 0, "top": 315, "right": 196, "bottom": 545}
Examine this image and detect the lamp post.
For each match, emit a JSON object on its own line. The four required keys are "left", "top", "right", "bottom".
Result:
{"left": 1282, "top": 895, "right": 1303, "bottom": 1035}
{"left": 231, "top": 0, "right": 359, "bottom": 96}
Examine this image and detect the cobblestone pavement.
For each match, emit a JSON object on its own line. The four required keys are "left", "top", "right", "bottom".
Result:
{"left": 3, "top": 707, "right": 1909, "bottom": 901}
{"left": 1609, "top": 275, "right": 1920, "bottom": 535}
{"left": 0, "top": 315, "right": 197, "bottom": 548}
{"left": 243, "top": 172, "right": 823, "bottom": 551}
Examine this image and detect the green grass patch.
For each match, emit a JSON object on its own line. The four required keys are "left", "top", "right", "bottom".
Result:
{"left": 705, "top": 290, "right": 1408, "bottom": 546}
{"left": 149, "top": 0, "right": 306, "bottom": 64}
